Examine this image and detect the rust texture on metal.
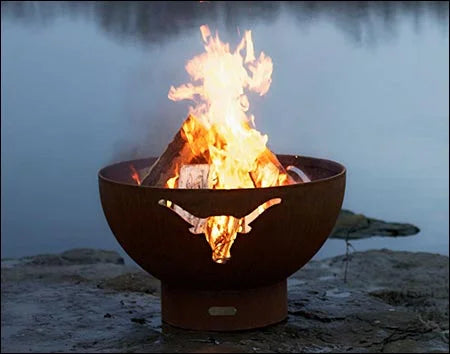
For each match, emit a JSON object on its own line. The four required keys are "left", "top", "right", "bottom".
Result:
{"left": 98, "top": 154, "right": 346, "bottom": 330}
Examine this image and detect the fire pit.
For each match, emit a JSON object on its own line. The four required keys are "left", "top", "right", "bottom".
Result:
{"left": 99, "top": 155, "right": 345, "bottom": 330}
{"left": 98, "top": 25, "right": 346, "bottom": 330}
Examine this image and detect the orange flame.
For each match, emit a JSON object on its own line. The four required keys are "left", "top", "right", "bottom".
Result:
{"left": 168, "top": 25, "right": 278, "bottom": 190}
{"left": 129, "top": 164, "right": 141, "bottom": 186}
{"left": 166, "top": 25, "right": 291, "bottom": 263}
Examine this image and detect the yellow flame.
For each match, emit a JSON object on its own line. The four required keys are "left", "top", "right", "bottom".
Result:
{"left": 166, "top": 175, "right": 178, "bottom": 189}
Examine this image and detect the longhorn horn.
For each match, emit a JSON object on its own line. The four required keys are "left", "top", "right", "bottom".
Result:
{"left": 241, "top": 197, "right": 282, "bottom": 233}
{"left": 158, "top": 199, "right": 205, "bottom": 234}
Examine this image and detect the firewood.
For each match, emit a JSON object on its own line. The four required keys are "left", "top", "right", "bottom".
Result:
{"left": 250, "top": 148, "right": 296, "bottom": 187}
{"left": 140, "top": 115, "right": 209, "bottom": 187}
{"left": 141, "top": 114, "right": 295, "bottom": 187}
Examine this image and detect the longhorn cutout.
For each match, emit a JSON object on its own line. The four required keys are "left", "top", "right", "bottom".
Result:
{"left": 158, "top": 197, "right": 282, "bottom": 234}
{"left": 158, "top": 197, "right": 282, "bottom": 263}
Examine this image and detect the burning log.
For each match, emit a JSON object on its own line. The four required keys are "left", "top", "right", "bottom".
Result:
{"left": 141, "top": 114, "right": 295, "bottom": 188}
{"left": 250, "top": 148, "right": 296, "bottom": 187}
{"left": 141, "top": 115, "right": 209, "bottom": 187}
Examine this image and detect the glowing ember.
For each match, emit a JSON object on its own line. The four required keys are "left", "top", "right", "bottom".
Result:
{"left": 129, "top": 164, "right": 141, "bottom": 186}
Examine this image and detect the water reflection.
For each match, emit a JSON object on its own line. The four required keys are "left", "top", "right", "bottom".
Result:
{"left": 286, "top": 1, "right": 449, "bottom": 45}
{"left": 2, "top": 1, "right": 448, "bottom": 46}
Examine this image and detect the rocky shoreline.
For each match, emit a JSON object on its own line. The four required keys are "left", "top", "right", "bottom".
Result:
{"left": 1, "top": 246, "right": 448, "bottom": 353}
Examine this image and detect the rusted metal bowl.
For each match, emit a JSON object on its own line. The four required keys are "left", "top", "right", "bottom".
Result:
{"left": 98, "top": 154, "right": 346, "bottom": 331}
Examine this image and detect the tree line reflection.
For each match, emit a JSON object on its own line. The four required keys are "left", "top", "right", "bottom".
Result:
{"left": 2, "top": 1, "right": 448, "bottom": 46}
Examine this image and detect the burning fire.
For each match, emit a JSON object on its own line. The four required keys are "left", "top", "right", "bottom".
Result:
{"left": 141, "top": 25, "right": 296, "bottom": 263}
{"left": 167, "top": 25, "right": 287, "bottom": 189}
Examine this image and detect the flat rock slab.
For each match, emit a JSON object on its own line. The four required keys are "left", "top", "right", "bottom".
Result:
{"left": 1, "top": 248, "right": 448, "bottom": 353}
{"left": 18, "top": 248, "right": 125, "bottom": 266}
{"left": 331, "top": 210, "right": 420, "bottom": 239}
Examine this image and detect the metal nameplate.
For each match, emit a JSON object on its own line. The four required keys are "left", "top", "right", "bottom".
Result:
{"left": 208, "top": 306, "right": 237, "bottom": 316}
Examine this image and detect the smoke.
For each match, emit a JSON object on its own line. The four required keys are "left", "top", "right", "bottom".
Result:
{"left": 107, "top": 58, "right": 190, "bottom": 164}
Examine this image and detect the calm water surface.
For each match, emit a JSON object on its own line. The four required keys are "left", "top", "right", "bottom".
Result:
{"left": 1, "top": 1, "right": 448, "bottom": 261}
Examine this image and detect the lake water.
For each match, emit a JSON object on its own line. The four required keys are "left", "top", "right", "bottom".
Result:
{"left": 1, "top": 1, "right": 448, "bottom": 262}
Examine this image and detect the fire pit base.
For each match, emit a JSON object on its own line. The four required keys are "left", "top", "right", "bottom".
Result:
{"left": 161, "top": 280, "right": 287, "bottom": 331}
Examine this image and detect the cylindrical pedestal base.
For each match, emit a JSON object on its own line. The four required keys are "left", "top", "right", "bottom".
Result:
{"left": 161, "top": 280, "right": 287, "bottom": 331}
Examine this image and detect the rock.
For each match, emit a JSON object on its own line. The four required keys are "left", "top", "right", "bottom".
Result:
{"left": 331, "top": 210, "right": 420, "bottom": 239}
{"left": 20, "top": 248, "right": 124, "bottom": 266}
{"left": 21, "top": 254, "right": 67, "bottom": 266}
{"left": 60, "top": 248, "right": 124, "bottom": 265}
{"left": 1, "top": 248, "right": 447, "bottom": 353}
{"left": 131, "top": 317, "right": 146, "bottom": 324}
{"left": 301, "top": 249, "right": 449, "bottom": 331}
{"left": 97, "top": 271, "right": 160, "bottom": 295}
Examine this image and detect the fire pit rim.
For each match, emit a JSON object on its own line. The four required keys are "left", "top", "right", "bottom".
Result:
{"left": 98, "top": 154, "right": 346, "bottom": 191}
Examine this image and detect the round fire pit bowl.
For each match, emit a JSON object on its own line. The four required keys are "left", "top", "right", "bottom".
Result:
{"left": 98, "top": 154, "right": 346, "bottom": 331}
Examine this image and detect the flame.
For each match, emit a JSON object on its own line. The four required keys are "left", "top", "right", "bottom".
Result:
{"left": 165, "top": 170, "right": 179, "bottom": 209}
{"left": 166, "top": 170, "right": 179, "bottom": 189}
{"left": 130, "top": 165, "right": 141, "bottom": 185}
{"left": 168, "top": 25, "right": 280, "bottom": 190}
{"left": 165, "top": 25, "right": 291, "bottom": 263}
{"left": 205, "top": 215, "right": 243, "bottom": 263}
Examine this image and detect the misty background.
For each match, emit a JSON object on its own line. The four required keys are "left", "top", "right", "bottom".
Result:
{"left": 1, "top": 1, "right": 448, "bottom": 260}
